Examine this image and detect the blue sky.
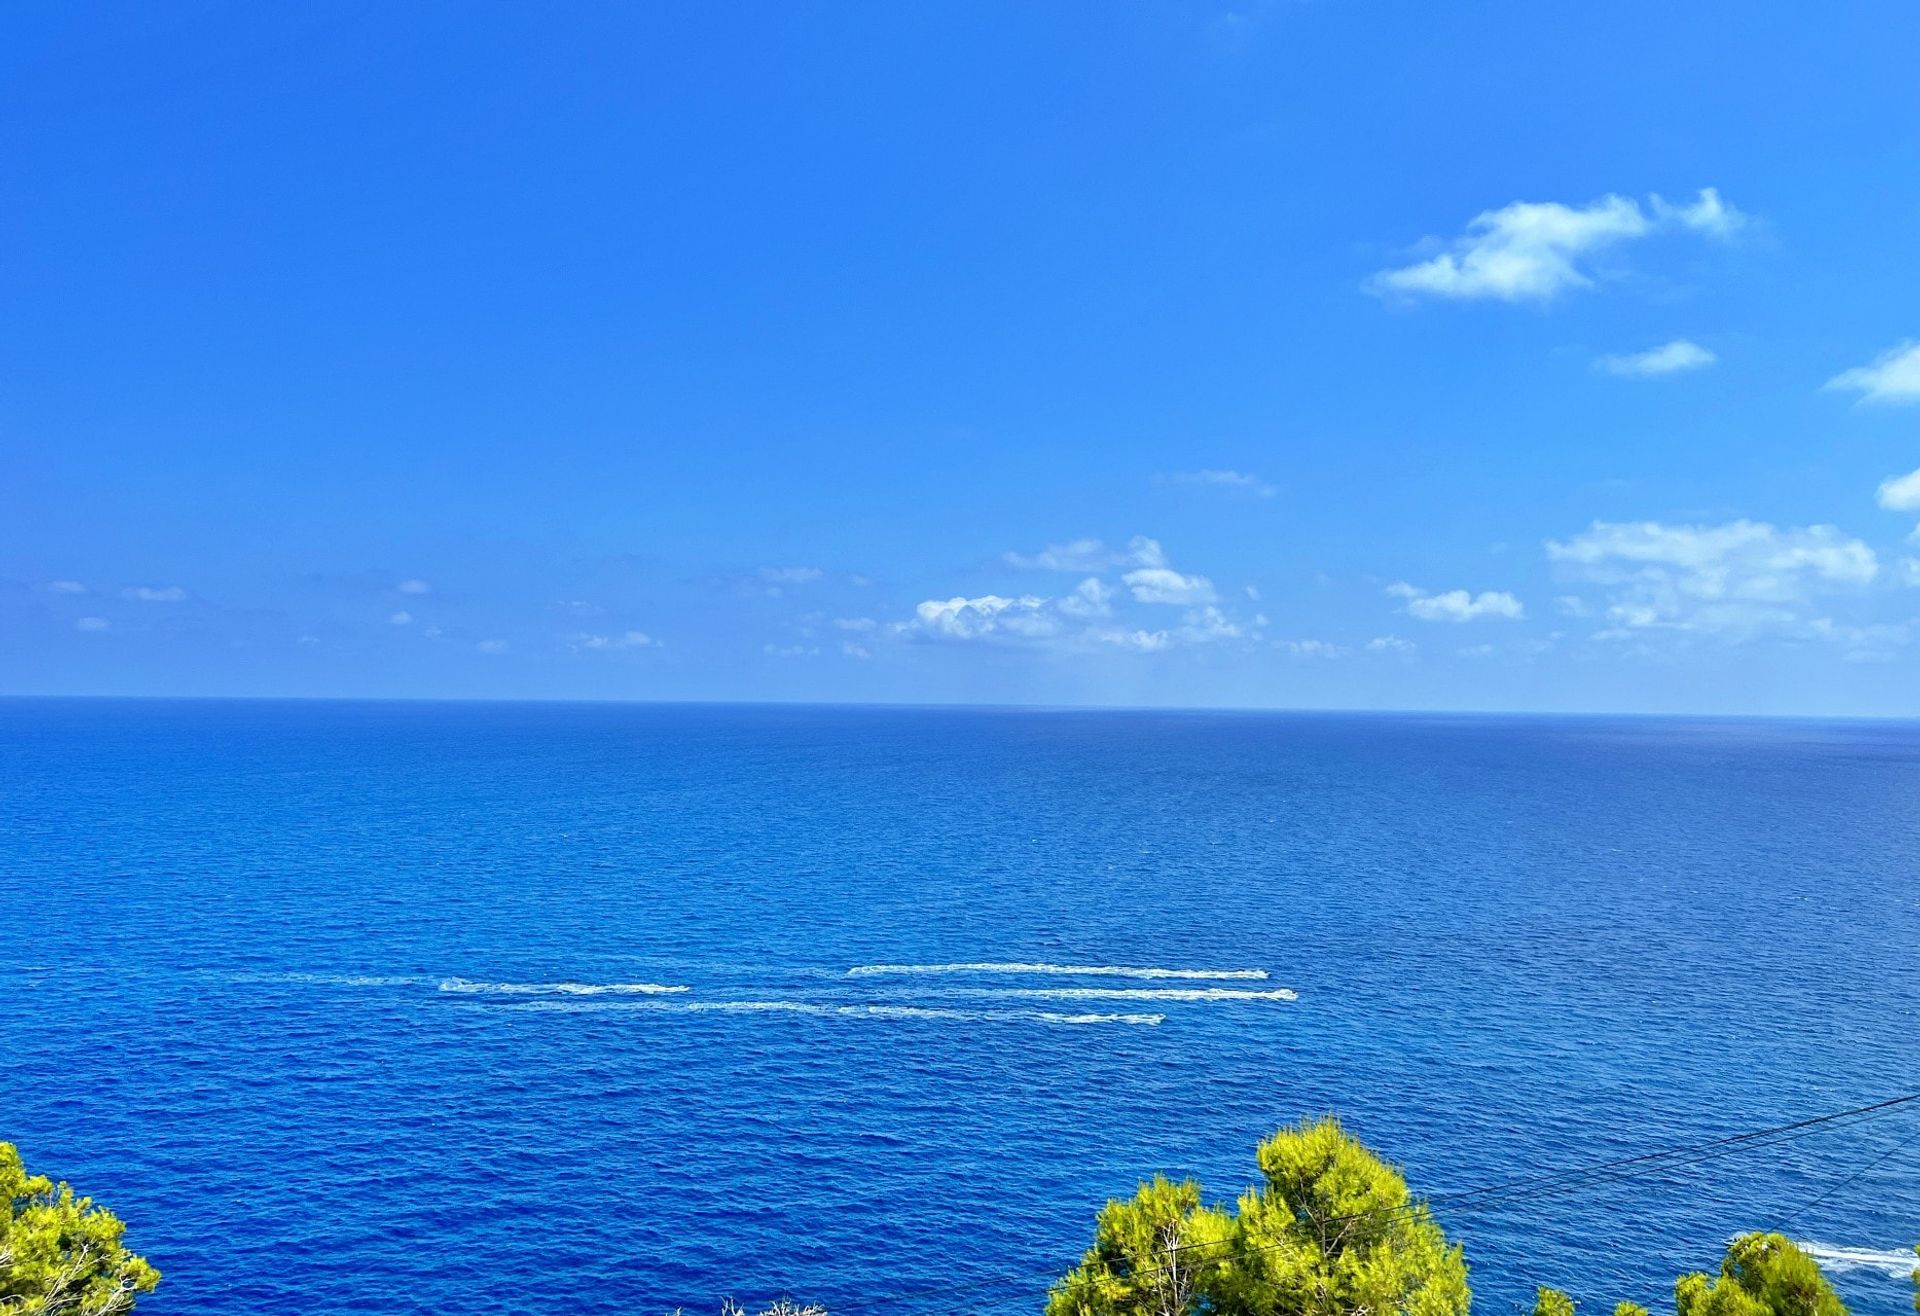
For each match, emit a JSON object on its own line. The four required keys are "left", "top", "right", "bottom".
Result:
{"left": 5, "top": 1, "right": 1920, "bottom": 713}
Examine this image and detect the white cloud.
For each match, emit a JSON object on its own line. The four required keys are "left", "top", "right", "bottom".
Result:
{"left": 1160, "top": 469, "right": 1276, "bottom": 497}
{"left": 1389, "top": 582, "right": 1525, "bottom": 622}
{"left": 1005, "top": 536, "right": 1166, "bottom": 572}
{"left": 1650, "top": 188, "right": 1747, "bottom": 238}
{"left": 1277, "top": 639, "right": 1346, "bottom": 658}
{"left": 1877, "top": 465, "right": 1920, "bottom": 512}
{"left": 1094, "top": 628, "right": 1171, "bottom": 652}
{"left": 1554, "top": 595, "right": 1595, "bottom": 618}
{"left": 841, "top": 642, "right": 872, "bottom": 659}
{"left": 1365, "top": 635, "right": 1416, "bottom": 655}
{"left": 1368, "top": 188, "right": 1743, "bottom": 304}
{"left": 900, "top": 594, "right": 1058, "bottom": 642}
{"left": 397, "top": 578, "right": 431, "bottom": 595}
{"left": 1826, "top": 342, "right": 1920, "bottom": 405}
{"left": 476, "top": 639, "right": 508, "bottom": 654}
{"left": 1056, "top": 577, "right": 1115, "bottom": 618}
{"left": 1124, "top": 566, "right": 1217, "bottom": 605}
{"left": 906, "top": 538, "right": 1250, "bottom": 652}
{"left": 46, "top": 580, "right": 87, "bottom": 594}
{"left": 1597, "top": 339, "right": 1716, "bottom": 377}
{"left": 297, "top": 634, "right": 322, "bottom": 647}
{"left": 572, "top": 630, "right": 654, "bottom": 651}
{"left": 1547, "top": 519, "right": 1878, "bottom": 639}
{"left": 833, "top": 617, "right": 878, "bottom": 632}
{"left": 123, "top": 585, "right": 188, "bottom": 603}
{"left": 389, "top": 611, "right": 413, "bottom": 625}
{"left": 75, "top": 616, "right": 109, "bottom": 632}
{"left": 1902, "top": 559, "right": 1920, "bottom": 588}
{"left": 1175, "top": 605, "right": 1241, "bottom": 642}
{"left": 760, "top": 566, "right": 825, "bottom": 585}
{"left": 764, "top": 643, "right": 819, "bottom": 658}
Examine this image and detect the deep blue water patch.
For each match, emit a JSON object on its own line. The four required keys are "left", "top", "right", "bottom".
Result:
{"left": 2, "top": 699, "right": 1917, "bottom": 1315}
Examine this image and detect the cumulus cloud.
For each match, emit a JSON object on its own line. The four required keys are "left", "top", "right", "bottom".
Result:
{"left": 1124, "top": 567, "right": 1217, "bottom": 605}
{"left": 1159, "top": 469, "right": 1276, "bottom": 497}
{"left": 1826, "top": 342, "right": 1920, "bottom": 405}
{"left": 1365, "top": 635, "right": 1416, "bottom": 655}
{"left": 1877, "top": 465, "right": 1920, "bottom": 512}
{"left": 905, "top": 538, "right": 1250, "bottom": 653}
{"left": 397, "top": 578, "right": 431, "bottom": 595}
{"left": 1368, "top": 188, "right": 1744, "bottom": 304}
{"left": 1005, "top": 536, "right": 1166, "bottom": 572}
{"left": 75, "top": 616, "right": 109, "bottom": 632}
{"left": 123, "top": 585, "right": 188, "bottom": 603}
{"left": 900, "top": 594, "right": 1058, "bottom": 642}
{"left": 1388, "top": 582, "right": 1525, "bottom": 622}
{"left": 1547, "top": 519, "right": 1878, "bottom": 639}
{"left": 1597, "top": 339, "right": 1717, "bottom": 377}
{"left": 1056, "top": 577, "right": 1115, "bottom": 618}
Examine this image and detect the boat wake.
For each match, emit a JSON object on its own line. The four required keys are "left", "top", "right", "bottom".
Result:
{"left": 1794, "top": 1243, "right": 1918, "bottom": 1278}
{"left": 846, "top": 961, "right": 1269, "bottom": 981}
{"left": 436, "top": 977, "right": 690, "bottom": 996}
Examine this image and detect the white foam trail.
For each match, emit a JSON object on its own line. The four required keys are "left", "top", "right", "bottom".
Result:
{"left": 473, "top": 999, "right": 1161, "bottom": 1025}
{"left": 847, "top": 961, "right": 1268, "bottom": 981}
{"left": 1795, "top": 1243, "right": 1918, "bottom": 1278}
{"left": 949, "top": 985, "right": 1297, "bottom": 1003}
{"left": 691, "top": 1000, "right": 1166, "bottom": 1025}
{"left": 436, "top": 977, "right": 689, "bottom": 996}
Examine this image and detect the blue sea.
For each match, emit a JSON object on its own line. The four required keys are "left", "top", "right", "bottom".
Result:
{"left": 3, "top": 699, "right": 1917, "bottom": 1316}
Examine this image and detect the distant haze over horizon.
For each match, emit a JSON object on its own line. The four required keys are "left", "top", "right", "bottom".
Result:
{"left": 5, "top": 3, "right": 1919, "bottom": 716}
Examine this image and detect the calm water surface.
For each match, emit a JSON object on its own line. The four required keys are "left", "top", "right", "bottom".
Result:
{"left": 2, "top": 700, "right": 1916, "bottom": 1315}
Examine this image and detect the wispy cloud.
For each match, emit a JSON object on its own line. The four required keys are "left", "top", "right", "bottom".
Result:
{"left": 397, "top": 578, "right": 431, "bottom": 595}
{"left": 1158, "top": 469, "right": 1276, "bottom": 497}
{"left": 476, "top": 639, "right": 508, "bottom": 654}
{"left": 75, "top": 616, "right": 109, "bottom": 632}
{"left": 1547, "top": 519, "right": 1877, "bottom": 640}
{"left": 1005, "top": 536, "right": 1165, "bottom": 572}
{"left": 1827, "top": 342, "right": 1920, "bottom": 405}
{"left": 123, "top": 585, "right": 188, "bottom": 603}
{"left": 570, "top": 630, "right": 655, "bottom": 651}
{"left": 1368, "top": 188, "right": 1745, "bottom": 304}
{"left": 1388, "top": 582, "right": 1525, "bottom": 622}
{"left": 759, "top": 566, "right": 825, "bottom": 585}
{"left": 46, "top": 580, "right": 87, "bottom": 594}
{"left": 1597, "top": 339, "right": 1716, "bottom": 377}
{"left": 389, "top": 611, "right": 414, "bottom": 625}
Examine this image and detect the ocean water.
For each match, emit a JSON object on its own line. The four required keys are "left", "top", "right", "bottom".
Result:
{"left": 2, "top": 698, "right": 1917, "bottom": 1316}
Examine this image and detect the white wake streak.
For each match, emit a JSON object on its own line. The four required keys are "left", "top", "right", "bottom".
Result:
{"left": 474, "top": 999, "right": 1163, "bottom": 1025}
{"left": 437, "top": 977, "right": 689, "bottom": 996}
{"left": 1795, "top": 1243, "right": 1918, "bottom": 1278}
{"left": 949, "top": 986, "right": 1298, "bottom": 1002}
{"left": 847, "top": 961, "right": 1268, "bottom": 981}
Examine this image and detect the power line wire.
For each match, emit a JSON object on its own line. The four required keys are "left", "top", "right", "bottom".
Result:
{"left": 826, "top": 1091, "right": 1920, "bottom": 1316}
